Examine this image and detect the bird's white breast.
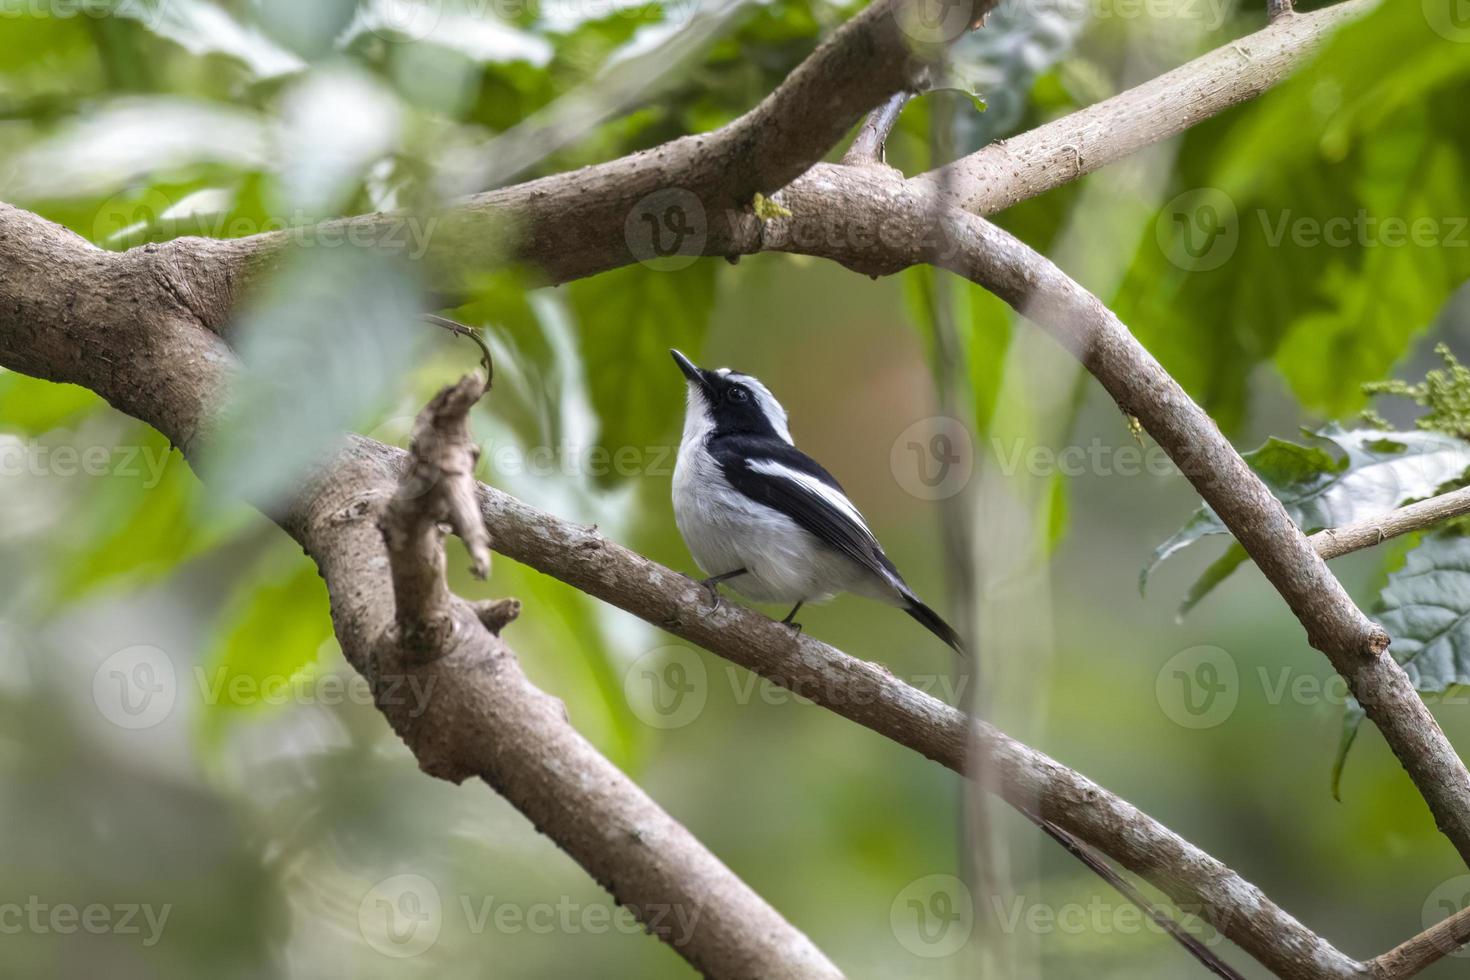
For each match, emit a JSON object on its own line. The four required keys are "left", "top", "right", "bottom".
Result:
{"left": 672, "top": 428, "right": 846, "bottom": 604}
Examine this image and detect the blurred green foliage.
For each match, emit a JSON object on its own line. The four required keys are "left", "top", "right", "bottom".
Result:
{"left": 4, "top": 0, "right": 1470, "bottom": 978}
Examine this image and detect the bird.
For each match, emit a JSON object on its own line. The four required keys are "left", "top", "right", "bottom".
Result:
{"left": 669, "top": 349, "right": 964, "bottom": 655}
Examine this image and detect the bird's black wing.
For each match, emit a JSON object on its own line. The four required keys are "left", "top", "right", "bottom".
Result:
{"left": 708, "top": 434, "right": 907, "bottom": 592}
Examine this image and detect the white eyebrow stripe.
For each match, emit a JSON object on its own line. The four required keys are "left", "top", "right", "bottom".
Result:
{"left": 745, "top": 379, "right": 793, "bottom": 444}
{"left": 746, "top": 459, "right": 875, "bottom": 539}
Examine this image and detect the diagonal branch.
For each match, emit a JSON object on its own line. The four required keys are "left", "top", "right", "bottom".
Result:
{"left": 751, "top": 164, "right": 1470, "bottom": 868}
{"left": 910, "top": 0, "right": 1371, "bottom": 215}
{"left": 468, "top": 476, "right": 1360, "bottom": 979}
{"left": 1311, "top": 485, "right": 1470, "bottom": 561}
{"left": 184, "top": 0, "right": 1367, "bottom": 305}
{"left": 0, "top": 201, "right": 841, "bottom": 980}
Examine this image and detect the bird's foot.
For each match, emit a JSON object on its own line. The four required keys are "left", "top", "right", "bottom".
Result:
{"left": 779, "top": 602, "right": 804, "bottom": 635}
{"left": 697, "top": 577, "right": 724, "bottom": 610}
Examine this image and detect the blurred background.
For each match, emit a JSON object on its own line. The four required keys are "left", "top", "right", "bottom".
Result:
{"left": 3, "top": 0, "right": 1470, "bottom": 977}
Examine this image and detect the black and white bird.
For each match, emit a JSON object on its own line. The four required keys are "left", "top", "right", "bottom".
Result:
{"left": 670, "top": 349, "right": 963, "bottom": 655}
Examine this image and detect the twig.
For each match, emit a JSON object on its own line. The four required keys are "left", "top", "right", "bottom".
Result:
{"left": 1311, "top": 485, "right": 1470, "bottom": 560}
{"left": 1366, "top": 904, "right": 1470, "bottom": 979}
{"left": 842, "top": 92, "right": 913, "bottom": 166}
{"left": 423, "top": 314, "right": 494, "bottom": 383}
{"left": 1024, "top": 811, "right": 1245, "bottom": 980}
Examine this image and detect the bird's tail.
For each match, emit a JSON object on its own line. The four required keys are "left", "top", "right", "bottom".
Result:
{"left": 905, "top": 600, "right": 965, "bottom": 656}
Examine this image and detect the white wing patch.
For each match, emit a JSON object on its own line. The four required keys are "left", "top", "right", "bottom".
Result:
{"left": 746, "top": 459, "right": 876, "bottom": 540}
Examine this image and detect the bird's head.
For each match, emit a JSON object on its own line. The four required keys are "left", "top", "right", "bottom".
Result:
{"left": 670, "top": 349, "right": 792, "bottom": 443}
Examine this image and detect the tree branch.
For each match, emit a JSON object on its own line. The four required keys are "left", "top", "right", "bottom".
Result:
{"left": 185, "top": 0, "right": 1366, "bottom": 305}
{"left": 380, "top": 374, "right": 494, "bottom": 657}
{"left": 466, "top": 476, "right": 1360, "bottom": 978}
{"left": 911, "top": 0, "right": 1370, "bottom": 215}
{"left": 1311, "top": 485, "right": 1470, "bottom": 561}
{"left": 753, "top": 165, "right": 1470, "bottom": 868}
{"left": 0, "top": 202, "right": 841, "bottom": 980}
{"left": 842, "top": 92, "right": 914, "bottom": 166}
{"left": 1367, "top": 905, "right": 1470, "bottom": 979}
{"left": 0, "top": 1, "right": 1452, "bottom": 975}
{"left": 1268, "top": 0, "right": 1296, "bottom": 22}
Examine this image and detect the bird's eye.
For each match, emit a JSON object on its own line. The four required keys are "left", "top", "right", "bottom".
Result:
{"left": 727, "top": 386, "right": 749, "bottom": 403}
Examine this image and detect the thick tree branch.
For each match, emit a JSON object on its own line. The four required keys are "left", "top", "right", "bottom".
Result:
{"left": 0, "top": 202, "right": 840, "bottom": 980}
{"left": 187, "top": 0, "right": 1000, "bottom": 304}
{"left": 184, "top": 0, "right": 1365, "bottom": 304}
{"left": 1311, "top": 485, "right": 1470, "bottom": 561}
{"left": 0, "top": 197, "right": 1362, "bottom": 980}
{"left": 0, "top": 2, "right": 1451, "bottom": 975}
{"left": 910, "top": 0, "right": 1370, "bottom": 215}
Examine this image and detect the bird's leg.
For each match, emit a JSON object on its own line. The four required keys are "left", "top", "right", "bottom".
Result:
{"left": 698, "top": 568, "right": 747, "bottom": 608}
{"left": 780, "top": 602, "right": 804, "bottom": 634}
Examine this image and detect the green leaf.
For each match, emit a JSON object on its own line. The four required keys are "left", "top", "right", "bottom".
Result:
{"left": 206, "top": 247, "right": 426, "bottom": 510}
{"left": 1145, "top": 425, "right": 1470, "bottom": 606}
{"left": 1117, "top": 0, "right": 1470, "bottom": 430}
{"left": 1337, "top": 533, "right": 1470, "bottom": 793}
{"left": 1378, "top": 535, "right": 1470, "bottom": 693}
{"left": 195, "top": 548, "right": 333, "bottom": 747}
{"left": 0, "top": 372, "right": 101, "bottom": 435}
{"left": 51, "top": 426, "right": 252, "bottom": 603}
{"left": 565, "top": 261, "right": 717, "bottom": 481}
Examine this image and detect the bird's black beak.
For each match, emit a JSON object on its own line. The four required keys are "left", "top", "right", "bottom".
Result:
{"left": 670, "top": 349, "right": 714, "bottom": 396}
